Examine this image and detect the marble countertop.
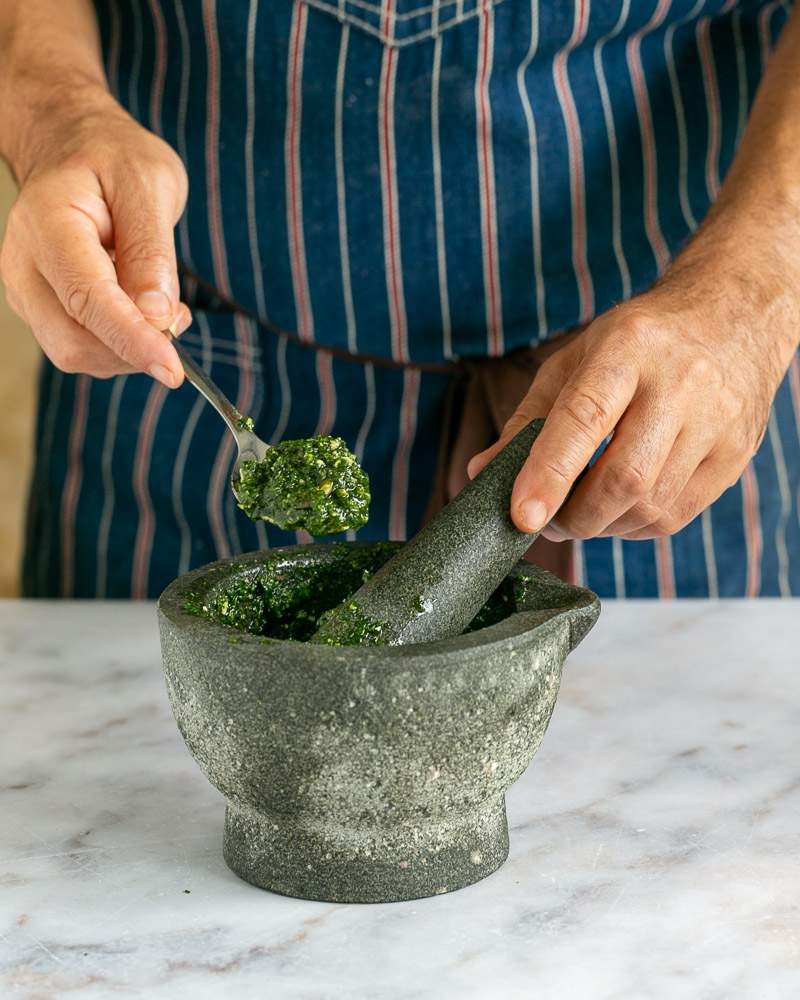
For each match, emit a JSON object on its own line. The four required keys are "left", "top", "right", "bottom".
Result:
{"left": 1, "top": 600, "right": 799, "bottom": 999}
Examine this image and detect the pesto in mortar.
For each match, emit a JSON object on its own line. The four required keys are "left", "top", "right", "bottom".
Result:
{"left": 184, "top": 544, "right": 531, "bottom": 646}
{"left": 184, "top": 543, "right": 395, "bottom": 642}
{"left": 233, "top": 435, "right": 370, "bottom": 536}
{"left": 311, "top": 598, "right": 386, "bottom": 647}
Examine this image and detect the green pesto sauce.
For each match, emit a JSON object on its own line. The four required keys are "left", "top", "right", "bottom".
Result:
{"left": 236, "top": 415, "right": 255, "bottom": 432}
{"left": 183, "top": 543, "right": 395, "bottom": 642}
{"left": 312, "top": 599, "right": 386, "bottom": 647}
{"left": 183, "top": 544, "right": 528, "bottom": 646}
{"left": 233, "top": 436, "right": 370, "bottom": 536}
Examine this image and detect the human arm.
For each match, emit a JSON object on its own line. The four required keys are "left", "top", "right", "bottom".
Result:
{"left": 470, "top": 9, "right": 800, "bottom": 541}
{"left": 0, "top": 0, "right": 189, "bottom": 387}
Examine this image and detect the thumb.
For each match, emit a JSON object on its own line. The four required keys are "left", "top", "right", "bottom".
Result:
{"left": 108, "top": 163, "right": 185, "bottom": 327}
{"left": 466, "top": 360, "right": 565, "bottom": 480}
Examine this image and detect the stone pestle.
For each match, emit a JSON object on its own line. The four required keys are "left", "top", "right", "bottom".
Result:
{"left": 311, "top": 419, "right": 547, "bottom": 646}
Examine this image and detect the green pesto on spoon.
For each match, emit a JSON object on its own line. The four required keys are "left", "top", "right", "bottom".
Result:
{"left": 171, "top": 336, "right": 370, "bottom": 535}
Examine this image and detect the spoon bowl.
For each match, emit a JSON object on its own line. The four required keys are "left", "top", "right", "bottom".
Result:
{"left": 170, "top": 337, "right": 368, "bottom": 533}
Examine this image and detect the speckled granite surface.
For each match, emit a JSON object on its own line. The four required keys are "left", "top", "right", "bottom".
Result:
{"left": 158, "top": 544, "right": 599, "bottom": 902}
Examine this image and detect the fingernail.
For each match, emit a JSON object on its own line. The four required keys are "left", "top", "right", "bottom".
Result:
{"left": 175, "top": 307, "right": 192, "bottom": 335}
{"left": 516, "top": 498, "right": 548, "bottom": 534}
{"left": 135, "top": 290, "right": 173, "bottom": 321}
{"left": 149, "top": 364, "right": 180, "bottom": 388}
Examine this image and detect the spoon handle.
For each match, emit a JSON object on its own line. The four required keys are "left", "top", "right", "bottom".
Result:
{"left": 172, "top": 337, "right": 244, "bottom": 439}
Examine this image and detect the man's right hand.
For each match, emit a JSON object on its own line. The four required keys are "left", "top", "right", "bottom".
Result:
{"left": 0, "top": 82, "right": 190, "bottom": 386}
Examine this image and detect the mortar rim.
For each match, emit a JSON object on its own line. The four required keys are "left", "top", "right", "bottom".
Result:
{"left": 157, "top": 541, "right": 600, "bottom": 664}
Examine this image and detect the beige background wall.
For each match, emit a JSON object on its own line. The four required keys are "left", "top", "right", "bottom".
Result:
{"left": 0, "top": 165, "right": 40, "bottom": 596}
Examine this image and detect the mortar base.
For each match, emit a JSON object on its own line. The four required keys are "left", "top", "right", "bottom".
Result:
{"left": 223, "top": 797, "right": 509, "bottom": 903}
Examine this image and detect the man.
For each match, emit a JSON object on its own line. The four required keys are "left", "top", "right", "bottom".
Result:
{"left": 1, "top": 0, "right": 798, "bottom": 599}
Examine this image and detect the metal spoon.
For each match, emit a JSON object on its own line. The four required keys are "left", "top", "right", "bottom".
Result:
{"left": 170, "top": 335, "right": 269, "bottom": 483}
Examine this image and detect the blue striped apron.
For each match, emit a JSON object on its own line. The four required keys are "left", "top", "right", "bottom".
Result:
{"left": 23, "top": 0, "right": 800, "bottom": 598}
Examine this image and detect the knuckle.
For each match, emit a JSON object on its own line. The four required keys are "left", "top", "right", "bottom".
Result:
{"left": 561, "top": 389, "right": 615, "bottom": 439}
{"left": 156, "top": 146, "right": 188, "bottom": 192}
{"left": 618, "top": 307, "right": 655, "bottom": 345}
{"left": 556, "top": 513, "right": 593, "bottom": 541}
{"left": 101, "top": 322, "right": 133, "bottom": 362}
{"left": 601, "top": 461, "right": 651, "bottom": 502}
{"left": 63, "top": 279, "right": 94, "bottom": 325}
{"left": 538, "top": 353, "right": 566, "bottom": 382}
{"left": 653, "top": 511, "right": 685, "bottom": 536}
{"left": 117, "top": 232, "right": 170, "bottom": 269}
{"left": 62, "top": 276, "right": 114, "bottom": 331}
{"left": 120, "top": 142, "right": 188, "bottom": 209}
{"left": 627, "top": 498, "right": 664, "bottom": 525}
{"left": 686, "top": 351, "right": 722, "bottom": 390}
{"left": 51, "top": 342, "right": 85, "bottom": 375}
{"left": 540, "top": 456, "right": 574, "bottom": 486}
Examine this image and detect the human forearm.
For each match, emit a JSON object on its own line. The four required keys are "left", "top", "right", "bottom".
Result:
{"left": 0, "top": 0, "right": 190, "bottom": 386}
{"left": 0, "top": 0, "right": 109, "bottom": 183}
{"left": 665, "top": 9, "right": 800, "bottom": 369}
{"left": 469, "top": 10, "right": 800, "bottom": 542}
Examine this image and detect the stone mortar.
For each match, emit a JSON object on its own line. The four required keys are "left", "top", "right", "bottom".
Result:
{"left": 158, "top": 542, "right": 600, "bottom": 903}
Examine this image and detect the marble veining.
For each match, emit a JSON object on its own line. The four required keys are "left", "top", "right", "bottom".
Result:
{"left": 1, "top": 600, "right": 799, "bottom": 998}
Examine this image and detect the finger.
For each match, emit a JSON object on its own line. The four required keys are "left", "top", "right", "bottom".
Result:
{"left": 599, "top": 428, "right": 710, "bottom": 536}
{"left": 106, "top": 162, "right": 186, "bottom": 326}
{"left": 466, "top": 355, "right": 567, "bottom": 480}
{"left": 170, "top": 302, "right": 193, "bottom": 337}
{"left": 31, "top": 207, "right": 184, "bottom": 386}
{"left": 510, "top": 357, "right": 640, "bottom": 533}
{"left": 13, "top": 265, "right": 136, "bottom": 378}
{"left": 551, "top": 388, "right": 682, "bottom": 539}
{"left": 619, "top": 452, "right": 739, "bottom": 540}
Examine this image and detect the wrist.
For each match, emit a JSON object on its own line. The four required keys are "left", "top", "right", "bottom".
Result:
{"left": 0, "top": 65, "right": 113, "bottom": 184}
{"left": 661, "top": 204, "right": 800, "bottom": 359}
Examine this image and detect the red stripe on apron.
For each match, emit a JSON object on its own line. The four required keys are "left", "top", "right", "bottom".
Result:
{"left": 379, "top": 5, "right": 408, "bottom": 363}
{"left": 146, "top": 0, "right": 167, "bottom": 133}
{"left": 626, "top": 0, "right": 672, "bottom": 274}
{"left": 656, "top": 537, "right": 676, "bottom": 599}
{"left": 552, "top": 0, "right": 594, "bottom": 324}
{"left": 130, "top": 386, "right": 168, "bottom": 598}
{"left": 286, "top": 1, "right": 314, "bottom": 342}
{"left": 789, "top": 355, "right": 800, "bottom": 431}
{"left": 202, "top": 0, "right": 232, "bottom": 297}
{"left": 476, "top": 3, "right": 504, "bottom": 355}
{"left": 696, "top": 15, "right": 723, "bottom": 200}
{"left": 60, "top": 376, "right": 91, "bottom": 597}
{"left": 314, "top": 352, "right": 337, "bottom": 437}
{"left": 741, "top": 464, "right": 763, "bottom": 597}
{"left": 390, "top": 368, "right": 420, "bottom": 541}
{"left": 758, "top": 1, "right": 782, "bottom": 71}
